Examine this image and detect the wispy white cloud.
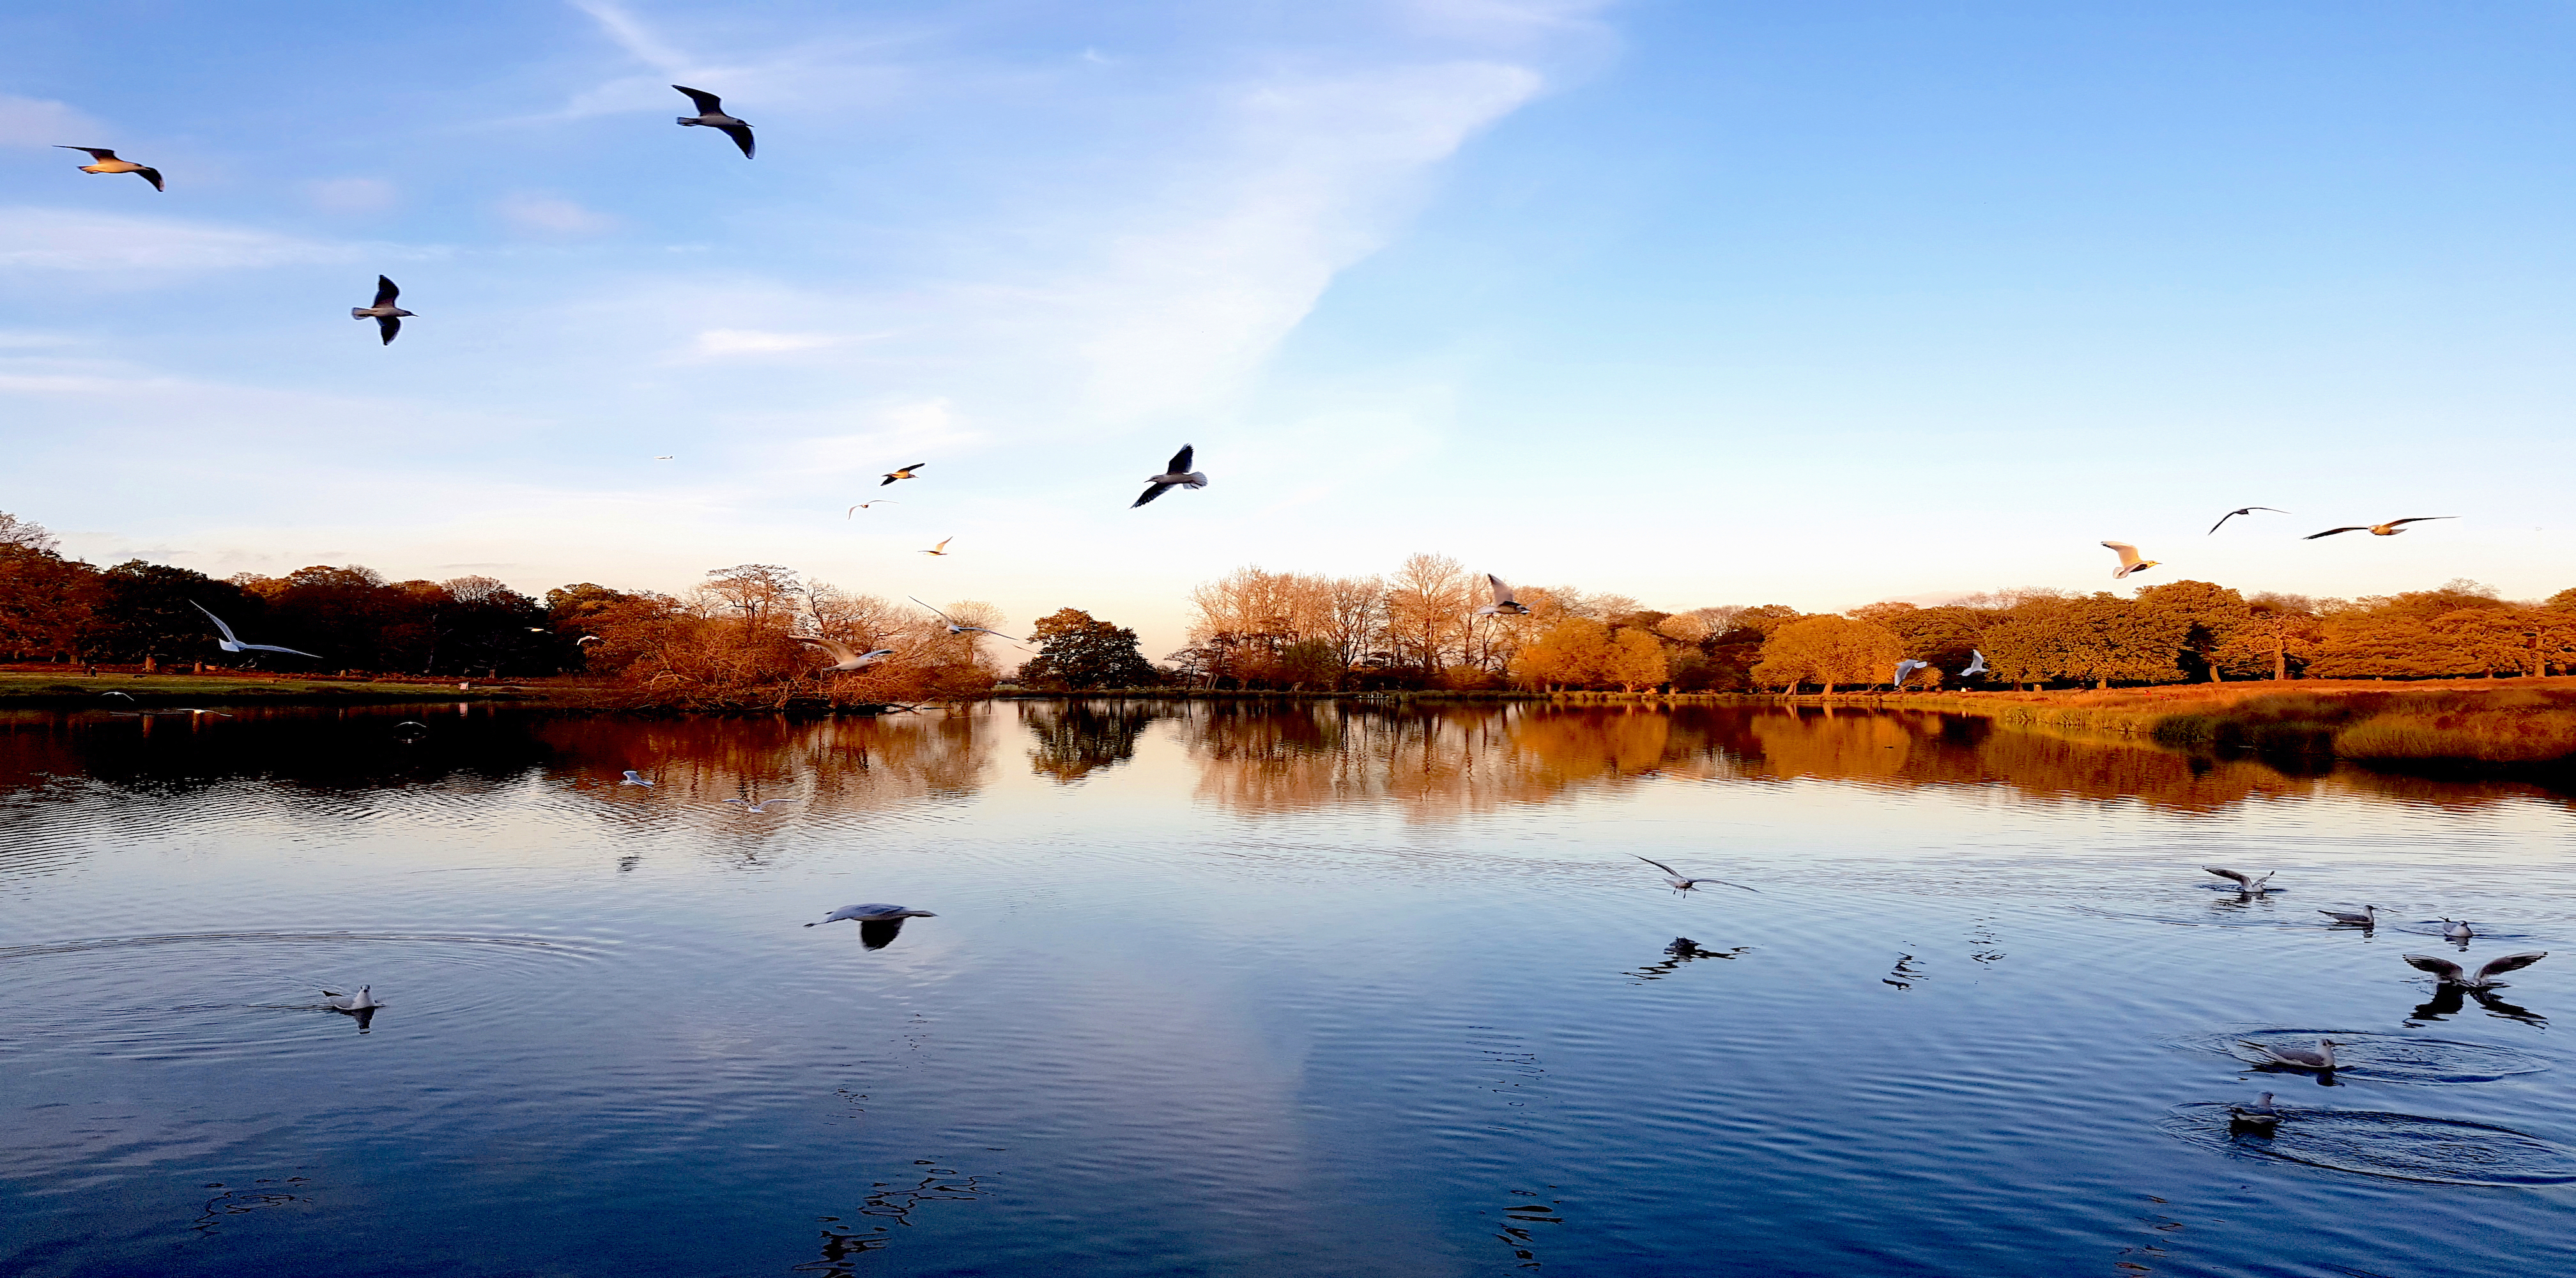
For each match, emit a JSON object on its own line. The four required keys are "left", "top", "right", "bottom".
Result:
{"left": 304, "top": 176, "right": 399, "bottom": 214}
{"left": 0, "top": 207, "right": 368, "bottom": 272}
{"left": 0, "top": 94, "right": 105, "bottom": 148}
{"left": 565, "top": 0, "right": 696, "bottom": 75}
{"left": 495, "top": 192, "right": 619, "bottom": 236}
{"left": 689, "top": 328, "right": 853, "bottom": 357}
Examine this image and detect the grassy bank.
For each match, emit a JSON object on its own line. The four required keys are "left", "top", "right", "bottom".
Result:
{"left": 0, "top": 670, "right": 573, "bottom": 706}
{"left": 1868, "top": 679, "right": 2576, "bottom": 769}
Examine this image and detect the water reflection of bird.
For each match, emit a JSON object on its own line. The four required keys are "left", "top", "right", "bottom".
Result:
{"left": 2306, "top": 517, "right": 2456, "bottom": 540}
{"left": 2204, "top": 866, "right": 2274, "bottom": 893}
{"left": 1958, "top": 650, "right": 1987, "bottom": 677}
{"left": 2319, "top": 905, "right": 2380, "bottom": 927}
{"left": 1477, "top": 575, "right": 1531, "bottom": 617}
{"left": 2102, "top": 541, "right": 2160, "bottom": 580}
{"left": 726, "top": 797, "right": 795, "bottom": 814}
{"left": 2411, "top": 982, "right": 2548, "bottom": 1027}
{"left": 2207, "top": 507, "right": 2287, "bottom": 535}
{"left": 1626, "top": 937, "right": 1750, "bottom": 980}
{"left": 619, "top": 770, "right": 654, "bottom": 787}
{"left": 808, "top": 903, "right": 937, "bottom": 950}
{"left": 2228, "top": 1091, "right": 2283, "bottom": 1130}
{"left": 799, "top": 637, "right": 894, "bottom": 672}
{"left": 1635, "top": 856, "right": 1758, "bottom": 894}
{"left": 672, "top": 85, "right": 755, "bottom": 157}
{"left": 2404, "top": 951, "right": 2547, "bottom": 989}
{"left": 2239, "top": 1038, "right": 2340, "bottom": 1071}
{"left": 192, "top": 601, "right": 322, "bottom": 659}
{"left": 1132, "top": 444, "right": 1209, "bottom": 508}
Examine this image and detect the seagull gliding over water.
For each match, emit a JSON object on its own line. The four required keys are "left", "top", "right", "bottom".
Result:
{"left": 799, "top": 637, "right": 895, "bottom": 672}
{"left": 909, "top": 597, "right": 1021, "bottom": 643}
{"left": 620, "top": 771, "right": 654, "bottom": 787}
{"left": 1892, "top": 659, "right": 1929, "bottom": 688}
{"left": 190, "top": 601, "right": 321, "bottom": 659}
{"left": 2103, "top": 541, "right": 2160, "bottom": 580}
{"left": 2306, "top": 518, "right": 2457, "bottom": 540}
{"left": 725, "top": 797, "right": 796, "bottom": 814}
{"left": 1636, "top": 856, "right": 1759, "bottom": 894}
{"left": 806, "top": 903, "right": 938, "bottom": 927}
{"left": 1477, "top": 575, "right": 1530, "bottom": 617}
{"left": 1959, "top": 650, "right": 1988, "bottom": 677}
{"left": 2207, "top": 507, "right": 2287, "bottom": 535}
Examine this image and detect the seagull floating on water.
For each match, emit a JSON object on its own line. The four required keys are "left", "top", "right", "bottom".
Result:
{"left": 620, "top": 770, "right": 654, "bottom": 787}
{"left": 882, "top": 462, "right": 925, "bottom": 487}
{"left": 1636, "top": 855, "right": 1759, "bottom": 894}
{"left": 1476, "top": 574, "right": 1530, "bottom": 617}
{"left": 2318, "top": 904, "right": 2381, "bottom": 927}
{"left": 56, "top": 146, "right": 163, "bottom": 190}
{"left": 2205, "top": 866, "right": 2274, "bottom": 893}
{"left": 671, "top": 86, "right": 754, "bottom": 157}
{"left": 2306, "top": 517, "right": 2457, "bottom": 540}
{"left": 1132, "top": 444, "right": 1209, "bottom": 508}
{"left": 725, "top": 797, "right": 795, "bottom": 814}
{"left": 806, "top": 903, "right": 938, "bottom": 927}
{"left": 1959, "top": 650, "right": 1988, "bottom": 677}
{"left": 351, "top": 275, "right": 413, "bottom": 345}
{"left": 2441, "top": 918, "right": 2474, "bottom": 943}
{"left": 909, "top": 598, "right": 1021, "bottom": 643}
{"left": 2207, "top": 507, "right": 2288, "bottom": 535}
{"left": 190, "top": 601, "right": 321, "bottom": 659}
{"left": 1892, "top": 659, "right": 1929, "bottom": 688}
{"left": 2229, "top": 1091, "right": 2283, "bottom": 1129}
{"left": 321, "top": 985, "right": 383, "bottom": 1012}
{"left": 2404, "top": 951, "right": 2547, "bottom": 989}
{"left": 2103, "top": 541, "right": 2160, "bottom": 580}
{"left": 800, "top": 636, "right": 895, "bottom": 672}
{"left": 2239, "top": 1038, "right": 2340, "bottom": 1070}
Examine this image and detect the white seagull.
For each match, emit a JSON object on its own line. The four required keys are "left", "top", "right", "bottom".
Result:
{"left": 190, "top": 601, "right": 321, "bottom": 659}
{"left": 672, "top": 86, "right": 755, "bottom": 157}
{"left": 1476, "top": 574, "right": 1531, "bottom": 617}
{"left": 920, "top": 537, "right": 954, "bottom": 557}
{"left": 1132, "top": 444, "right": 1209, "bottom": 508}
{"left": 2318, "top": 904, "right": 2381, "bottom": 927}
{"left": 806, "top": 903, "right": 939, "bottom": 928}
{"left": 725, "top": 797, "right": 796, "bottom": 814}
{"left": 2239, "top": 1038, "right": 2340, "bottom": 1070}
{"left": 909, "top": 598, "right": 1021, "bottom": 643}
{"left": 2103, "top": 541, "right": 2161, "bottom": 580}
{"left": 846, "top": 501, "right": 897, "bottom": 516}
{"left": 351, "top": 275, "right": 413, "bottom": 344}
{"left": 619, "top": 771, "right": 654, "bottom": 787}
{"left": 2441, "top": 918, "right": 2474, "bottom": 943}
{"left": 2208, "top": 506, "right": 2288, "bottom": 535}
{"left": 321, "top": 985, "right": 383, "bottom": 1012}
{"left": 577, "top": 635, "right": 603, "bottom": 645}
{"left": 1636, "top": 855, "right": 1759, "bottom": 894}
{"left": 2229, "top": 1092, "right": 2283, "bottom": 1129}
{"left": 1892, "top": 659, "right": 1929, "bottom": 688}
{"left": 2205, "top": 866, "right": 2275, "bottom": 893}
{"left": 2306, "top": 517, "right": 2457, "bottom": 540}
{"left": 2404, "top": 951, "right": 2547, "bottom": 989}
{"left": 1959, "top": 650, "right": 1988, "bottom": 677}
{"left": 800, "top": 637, "right": 896, "bottom": 672}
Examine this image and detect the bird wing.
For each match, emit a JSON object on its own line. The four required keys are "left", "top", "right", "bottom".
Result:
{"left": 933, "top": 537, "right": 953, "bottom": 552}
{"left": 1132, "top": 482, "right": 1169, "bottom": 507}
{"left": 2305, "top": 527, "right": 2365, "bottom": 539}
{"left": 2204, "top": 866, "right": 2251, "bottom": 887}
{"left": 247, "top": 643, "right": 323, "bottom": 658}
{"left": 2403, "top": 953, "right": 2467, "bottom": 980}
{"left": 2478, "top": 951, "right": 2549, "bottom": 980}
{"left": 908, "top": 597, "right": 956, "bottom": 623}
{"left": 2385, "top": 517, "right": 2457, "bottom": 527}
{"left": 1685, "top": 878, "right": 1761, "bottom": 893}
{"left": 1166, "top": 444, "right": 1194, "bottom": 475}
{"left": 673, "top": 85, "right": 724, "bottom": 114}
{"left": 377, "top": 315, "right": 401, "bottom": 344}
{"left": 799, "top": 636, "right": 860, "bottom": 663}
{"left": 190, "top": 600, "right": 242, "bottom": 644}
{"left": 2207, "top": 511, "right": 2239, "bottom": 535}
{"left": 372, "top": 275, "right": 399, "bottom": 307}
{"left": 718, "top": 123, "right": 755, "bottom": 158}
{"left": 2101, "top": 541, "right": 2142, "bottom": 566}
{"left": 1635, "top": 855, "right": 1681, "bottom": 877}
{"left": 56, "top": 146, "right": 116, "bottom": 160}
{"left": 135, "top": 166, "right": 165, "bottom": 191}
{"left": 2248, "top": 507, "right": 2287, "bottom": 514}
{"left": 1488, "top": 574, "right": 1515, "bottom": 606}
{"left": 901, "top": 463, "right": 925, "bottom": 472}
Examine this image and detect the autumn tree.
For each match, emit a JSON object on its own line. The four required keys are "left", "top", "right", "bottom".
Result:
{"left": 2133, "top": 580, "right": 2246, "bottom": 682}
{"left": 1515, "top": 617, "right": 1614, "bottom": 689}
{"left": 1980, "top": 594, "right": 2183, "bottom": 688}
{"left": 1750, "top": 616, "right": 1903, "bottom": 693}
{"left": 1018, "top": 608, "right": 1160, "bottom": 689}
{"left": 1383, "top": 552, "right": 1473, "bottom": 673}
{"left": 1603, "top": 627, "right": 1670, "bottom": 691}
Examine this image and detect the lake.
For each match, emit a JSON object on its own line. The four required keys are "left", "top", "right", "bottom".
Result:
{"left": 4, "top": 700, "right": 2573, "bottom": 1276}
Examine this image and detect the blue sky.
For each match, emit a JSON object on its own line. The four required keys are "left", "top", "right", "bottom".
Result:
{"left": 4, "top": 1, "right": 2572, "bottom": 656}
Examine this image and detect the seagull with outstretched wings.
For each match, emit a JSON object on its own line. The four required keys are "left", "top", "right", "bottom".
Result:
{"left": 57, "top": 146, "right": 163, "bottom": 190}
{"left": 1133, "top": 444, "right": 1208, "bottom": 508}
{"left": 2207, "top": 506, "right": 2287, "bottom": 535}
{"left": 672, "top": 86, "right": 755, "bottom": 157}
{"left": 2404, "top": 951, "right": 2546, "bottom": 989}
{"left": 351, "top": 275, "right": 414, "bottom": 344}
{"left": 2306, "top": 517, "right": 2457, "bottom": 540}
{"left": 190, "top": 601, "right": 321, "bottom": 659}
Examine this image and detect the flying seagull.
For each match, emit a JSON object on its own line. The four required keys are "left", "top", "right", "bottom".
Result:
{"left": 190, "top": 601, "right": 321, "bottom": 659}
{"left": 2229, "top": 1092, "right": 2283, "bottom": 1130}
{"left": 2318, "top": 904, "right": 2380, "bottom": 927}
{"left": 2207, "top": 506, "right": 2288, "bottom": 535}
{"left": 2238, "top": 1038, "right": 2340, "bottom": 1071}
{"left": 671, "top": 86, "right": 754, "bottom": 158}
{"left": 1636, "top": 855, "right": 1759, "bottom": 894}
{"left": 351, "top": 275, "right": 413, "bottom": 344}
{"left": 2103, "top": 541, "right": 2160, "bottom": 580}
{"left": 2404, "top": 951, "right": 2547, "bottom": 989}
{"left": 654, "top": 455, "right": 673, "bottom": 460}
{"left": 908, "top": 597, "right": 1021, "bottom": 643}
{"left": 724, "top": 797, "right": 796, "bottom": 814}
{"left": 881, "top": 463, "right": 926, "bottom": 486}
{"left": 99, "top": 691, "right": 135, "bottom": 702}
{"left": 1959, "top": 650, "right": 1988, "bottom": 677}
{"left": 2205, "top": 866, "right": 2275, "bottom": 893}
{"left": 1892, "top": 659, "right": 1929, "bottom": 688}
{"left": 806, "top": 903, "right": 938, "bottom": 928}
{"left": 919, "top": 537, "right": 954, "bottom": 557}
{"left": 1476, "top": 574, "right": 1530, "bottom": 617}
{"left": 799, "top": 636, "right": 895, "bottom": 672}
{"left": 2306, "top": 517, "right": 2457, "bottom": 540}
{"left": 846, "top": 501, "right": 898, "bottom": 516}
{"left": 1132, "top": 444, "right": 1209, "bottom": 508}
{"left": 576, "top": 635, "right": 603, "bottom": 645}
{"left": 321, "top": 985, "right": 383, "bottom": 1012}
{"left": 619, "top": 770, "right": 654, "bottom": 787}
{"left": 56, "top": 146, "right": 163, "bottom": 190}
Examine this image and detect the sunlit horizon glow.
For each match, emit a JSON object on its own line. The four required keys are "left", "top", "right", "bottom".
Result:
{"left": 4, "top": 1, "right": 2572, "bottom": 660}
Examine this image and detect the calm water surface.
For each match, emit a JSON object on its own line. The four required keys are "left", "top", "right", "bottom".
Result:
{"left": 4, "top": 702, "right": 2573, "bottom": 1276}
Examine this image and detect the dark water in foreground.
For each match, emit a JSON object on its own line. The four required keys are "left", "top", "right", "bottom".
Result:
{"left": 3, "top": 702, "right": 2573, "bottom": 1277}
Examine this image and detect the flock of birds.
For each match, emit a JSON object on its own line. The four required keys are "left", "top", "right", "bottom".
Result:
{"left": 2197, "top": 865, "right": 2547, "bottom": 1131}
{"left": 2101, "top": 510, "right": 2457, "bottom": 585}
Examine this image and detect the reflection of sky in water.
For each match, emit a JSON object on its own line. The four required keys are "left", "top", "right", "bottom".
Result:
{"left": 3, "top": 703, "right": 2574, "bottom": 1277}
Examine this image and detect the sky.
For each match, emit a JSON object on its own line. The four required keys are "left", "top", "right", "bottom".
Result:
{"left": 4, "top": 0, "right": 2573, "bottom": 658}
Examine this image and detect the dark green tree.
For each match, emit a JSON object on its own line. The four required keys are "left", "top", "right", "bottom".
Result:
{"left": 94, "top": 560, "right": 259, "bottom": 663}
{"left": 1018, "top": 608, "right": 1160, "bottom": 689}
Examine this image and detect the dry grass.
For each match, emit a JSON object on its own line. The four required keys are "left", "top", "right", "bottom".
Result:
{"left": 1891, "top": 678, "right": 2576, "bottom": 766}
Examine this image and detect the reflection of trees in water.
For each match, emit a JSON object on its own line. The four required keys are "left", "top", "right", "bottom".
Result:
{"left": 1017, "top": 700, "right": 1172, "bottom": 784}
{"left": 535, "top": 711, "right": 991, "bottom": 815}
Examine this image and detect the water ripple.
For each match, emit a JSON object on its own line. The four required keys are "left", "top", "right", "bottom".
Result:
{"left": 2164, "top": 1103, "right": 2576, "bottom": 1185}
